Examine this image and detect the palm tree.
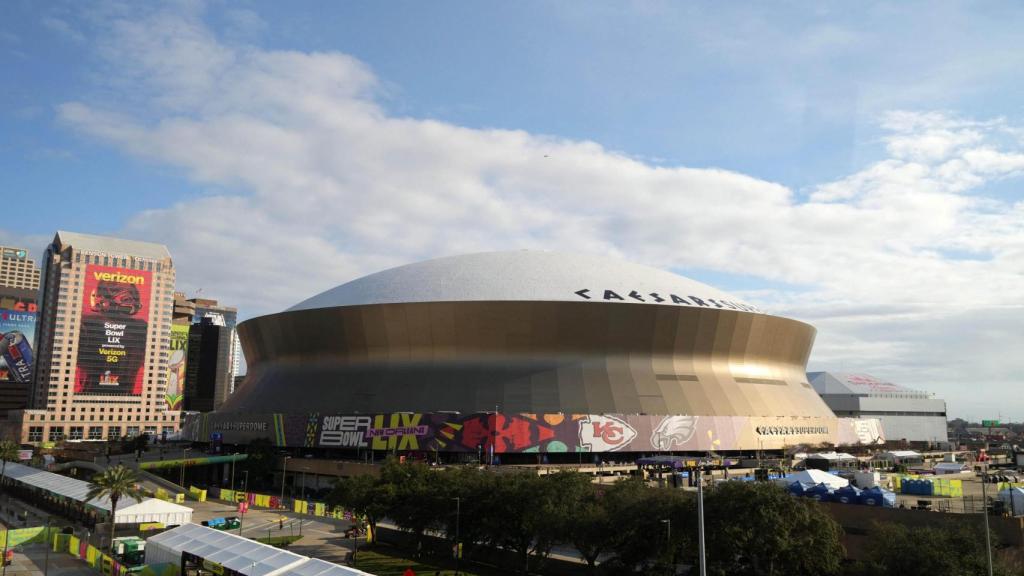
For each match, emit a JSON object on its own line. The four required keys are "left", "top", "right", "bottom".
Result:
{"left": 86, "top": 465, "right": 144, "bottom": 550}
{"left": 0, "top": 439, "right": 20, "bottom": 494}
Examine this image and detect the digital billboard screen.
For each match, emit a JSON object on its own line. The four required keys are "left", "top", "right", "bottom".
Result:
{"left": 74, "top": 265, "right": 151, "bottom": 395}
{"left": 166, "top": 323, "right": 188, "bottom": 409}
{"left": 0, "top": 309, "right": 37, "bottom": 382}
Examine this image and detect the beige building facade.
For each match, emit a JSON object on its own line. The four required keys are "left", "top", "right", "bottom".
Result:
{"left": 0, "top": 246, "right": 40, "bottom": 291}
{"left": 10, "top": 231, "right": 180, "bottom": 444}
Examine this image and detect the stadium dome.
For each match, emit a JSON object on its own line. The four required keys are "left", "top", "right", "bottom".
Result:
{"left": 289, "top": 251, "right": 763, "bottom": 314}
{"left": 189, "top": 251, "right": 858, "bottom": 455}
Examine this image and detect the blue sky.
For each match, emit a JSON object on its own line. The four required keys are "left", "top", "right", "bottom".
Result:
{"left": 2, "top": 1, "right": 1024, "bottom": 419}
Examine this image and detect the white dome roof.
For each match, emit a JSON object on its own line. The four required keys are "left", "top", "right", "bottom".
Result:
{"left": 289, "top": 251, "right": 765, "bottom": 314}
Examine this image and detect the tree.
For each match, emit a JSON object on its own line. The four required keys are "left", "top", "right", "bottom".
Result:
{"left": 697, "top": 482, "right": 844, "bottom": 576}
{"left": 383, "top": 460, "right": 449, "bottom": 555}
{"left": 848, "top": 521, "right": 1013, "bottom": 576}
{"left": 600, "top": 480, "right": 692, "bottom": 574}
{"left": 239, "top": 438, "right": 277, "bottom": 489}
{"left": 0, "top": 439, "right": 20, "bottom": 495}
{"left": 86, "top": 465, "right": 144, "bottom": 551}
{"left": 326, "top": 470, "right": 395, "bottom": 538}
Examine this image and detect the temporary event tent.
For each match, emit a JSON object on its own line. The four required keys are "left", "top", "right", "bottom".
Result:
{"left": 147, "top": 524, "right": 371, "bottom": 576}
{"left": 878, "top": 450, "right": 924, "bottom": 464}
{"left": 998, "top": 488, "right": 1024, "bottom": 517}
{"left": 1, "top": 461, "right": 192, "bottom": 525}
{"left": 933, "top": 462, "right": 970, "bottom": 475}
{"left": 780, "top": 469, "right": 850, "bottom": 490}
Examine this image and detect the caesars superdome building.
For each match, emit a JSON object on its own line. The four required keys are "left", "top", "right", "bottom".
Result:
{"left": 184, "top": 251, "right": 881, "bottom": 457}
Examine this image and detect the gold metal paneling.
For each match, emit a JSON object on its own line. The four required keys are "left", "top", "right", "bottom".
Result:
{"left": 230, "top": 301, "right": 832, "bottom": 422}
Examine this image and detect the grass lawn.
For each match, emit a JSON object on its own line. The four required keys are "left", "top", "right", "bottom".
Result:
{"left": 352, "top": 544, "right": 516, "bottom": 576}
{"left": 253, "top": 534, "right": 304, "bottom": 548}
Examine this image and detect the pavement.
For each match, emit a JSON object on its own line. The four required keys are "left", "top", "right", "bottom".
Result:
{"left": 187, "top": 499, "right": 359, "bottom": 564}
{"left": 0, "top": 544, "right": 93, "bottom": 575}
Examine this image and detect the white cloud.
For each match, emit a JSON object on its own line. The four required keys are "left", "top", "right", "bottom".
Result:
{"left": 37, "top": 4, "right": 1024, "bottom": 419}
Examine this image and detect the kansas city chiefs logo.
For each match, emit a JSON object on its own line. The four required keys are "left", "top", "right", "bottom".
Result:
{"left": 578, "top": 415, "right": 637, "bottom": 452}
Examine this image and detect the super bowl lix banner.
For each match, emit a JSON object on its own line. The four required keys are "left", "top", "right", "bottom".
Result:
{"left": 75, "top": 265, "right": 151, "bottom": 395}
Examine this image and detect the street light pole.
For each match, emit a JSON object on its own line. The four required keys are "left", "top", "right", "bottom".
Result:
{"left": 697, "top": 458, "right": 707, "bottom": 576}
{"left": 280, "top": 456, "right": 291, "bottom": 505}
{"left": 453, "top": 497, "right": 461, "bottom": 575}
{"left": 238, "top": 470, "right": 249, "bottom": 536}
{"left": 661, "top": 518, "right": 671, "bottom": 565}
{"left": 230, "top": 453, "right": 237, "bottom": 492}
{"left": 981, "top": 463, "right": 993, "bottom": 576}
{"left": 179, "top": 447, "right": 191, "bottom": 488}
{"left": 43, "top": 517, "right": 50, "bottom": 576}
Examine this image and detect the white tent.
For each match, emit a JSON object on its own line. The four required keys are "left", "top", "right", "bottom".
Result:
{"left": 288, "top": 558, "right": 373, "bottom": 576}
{"left": 2, "top": 461, "right": 190, "bottom": 525}
{"left": 933, "top": 462, "right": 969, "bottom": 475}
{"left": 146, "top": 524, "right": 309, "bottom": 576}
{"left": 114, "top": 498, "right": 192, "bottom": 525}
{"left": 998, "top": 488, "right": 1024, "bottom": 517}
{"left": 780, "top": 469, "right": 849, "bottom": 490}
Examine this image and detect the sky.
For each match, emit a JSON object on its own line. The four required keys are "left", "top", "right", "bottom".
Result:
{"left": 2, "top": 1, "right": 1023, "bottom": 420}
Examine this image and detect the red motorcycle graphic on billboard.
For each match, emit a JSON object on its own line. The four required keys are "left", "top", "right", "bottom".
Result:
{"left": 74, "top": 265, "right": 151, "bottom": 395}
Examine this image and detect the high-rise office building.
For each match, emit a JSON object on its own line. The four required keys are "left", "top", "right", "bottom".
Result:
{"left": 10, "top": 231, "right": 179, "bottom": 444}
{"left": 183, "top": 298, "right": 239, "bottom": 411}
{"left": 0, "top": 246, "right": 41, "bottom": 291}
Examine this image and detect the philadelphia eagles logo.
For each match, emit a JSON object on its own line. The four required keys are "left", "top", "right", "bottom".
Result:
{"left": 651, "top": 416, "right": 698, "bottom": 450}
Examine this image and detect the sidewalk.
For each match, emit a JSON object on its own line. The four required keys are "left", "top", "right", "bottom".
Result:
{"left": 0, "top": 544, "right": 93, "bottom": 575}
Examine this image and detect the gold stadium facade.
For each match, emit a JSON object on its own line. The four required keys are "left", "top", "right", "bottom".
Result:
{"left": 183, "top": 252, "right": 883, "bottom": 455}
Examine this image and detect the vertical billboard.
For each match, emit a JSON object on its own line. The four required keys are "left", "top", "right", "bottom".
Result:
{"left": 74, "top": 265, "right": 151, "bottom": 395}
{"left": 0, "top": 309, "right": 37, "bottom": 382}
{"left": 166, "top": 323, "right": 189, "bottom": 410}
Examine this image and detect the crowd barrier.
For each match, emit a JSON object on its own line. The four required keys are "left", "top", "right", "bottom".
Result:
{"left": 187, "top": 486, "right": 207, "bottom": 502}
{"left": 53, "top": 533, "right": 179, "bottom": 576}
{"left": 0, "top": 525, "right": 59, "bottom": 548}
{"left": 996, "top": 481, "right": 1024, "bottom": 492}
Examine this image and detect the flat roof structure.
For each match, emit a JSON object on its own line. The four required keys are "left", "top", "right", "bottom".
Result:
{"left": 146, "top": 524, "right": 370, "bottom": 576}
{"left": 3, "top": 462, "right": 192, "bottom": 525}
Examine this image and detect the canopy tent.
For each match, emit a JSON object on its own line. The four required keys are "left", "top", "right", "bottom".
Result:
{"left": 2, "top": 461, "right": 191, "bottom": 525}
{"left": 998, "top": 488, "right": 1024, "bottom": 517}
{"left": 779, "top": 469, "right": 849, "bottom": 490}
{"left": 113, "top": 498, "right": 192, "bottom": 525}
{"left": 879, "top": 450, "right": 923, "bottom": 462}
{"left": 933, "top": 462, "right": 969, "bottom": 474}
{"left": 147, "top": 524, "right": 369, "bottom": 576}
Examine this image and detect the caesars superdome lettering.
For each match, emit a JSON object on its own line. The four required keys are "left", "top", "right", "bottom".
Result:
{"left": 92, "top": 271, "right": 146, "bottom": 285}
{"left": 573, "top": 289, "right": 759, "bottom": 313}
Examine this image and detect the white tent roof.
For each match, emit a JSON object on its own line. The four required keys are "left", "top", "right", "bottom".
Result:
{"left": 287, "top": 558, "right": 372, "bottom": 576}
{"left": 881, "top": 450, "right": 922, "bottom": 458}
{"left": 3, "top": 461, "right": 191, "bottom": 525}
{"left": 146, "top": 524, "right": 308, "bottom": 576}
{"left": 784, "top": 469, "right": 850, "bottom": 489}
{"left": 3, "top": 462, "right": 143, "bottom": 511}
{"left": 115, "top": 497, "right": 192, "bottom": 525}
{"left": 808, "top": 452, "right": 857, "bottom": 461}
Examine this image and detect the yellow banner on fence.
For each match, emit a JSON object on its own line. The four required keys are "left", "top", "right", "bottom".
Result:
{"left": 189, "top": 485, "right": 208, "bottom": 502}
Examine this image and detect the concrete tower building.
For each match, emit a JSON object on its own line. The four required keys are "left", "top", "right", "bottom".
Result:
{"left": 11, "top": 231, "right": 180, "bottom": 444}
{"left": 0, "top": 246, "right": 41, "bottom": 291}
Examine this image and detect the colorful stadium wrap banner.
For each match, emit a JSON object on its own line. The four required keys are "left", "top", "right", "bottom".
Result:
{"left": 0, "top": 309, "right": 37, "bottom": 383}
{"left": 184, "top": 411, "right": 884, "bottom": 453}
{"left": 74, "top": 265, "right": 151, "bottom": 395}
{"left": 165, "top": 324, "right": 189, "bottom": 409}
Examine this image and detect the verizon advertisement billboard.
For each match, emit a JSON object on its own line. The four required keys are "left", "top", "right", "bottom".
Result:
{"left": 74, "top": 265, "right": 151, "bottom": 395}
